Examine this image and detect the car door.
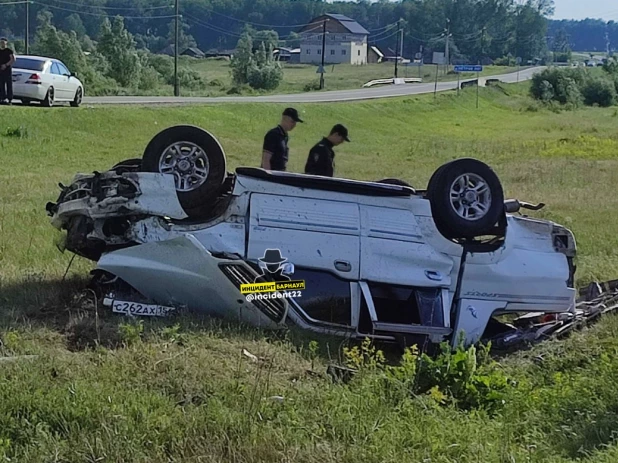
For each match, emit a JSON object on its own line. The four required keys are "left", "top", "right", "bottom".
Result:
{"left": 247, "top": 193, "right": 361, "bottom": 281}
{"left": 358, "top": 204, "right": 454, "bottom": 288}
{"left": 247, "top": 192, "right": 361, "bottom": 330}
{"left": 49, "top": 61, "right": 70, "bottom": 100}
{"left": 56, "top": 61, "right": 76, "bottom": 99}
{"left": 356, "top": 204, "right": 455, "bottom": 336}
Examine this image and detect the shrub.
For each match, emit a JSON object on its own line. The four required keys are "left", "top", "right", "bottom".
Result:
{"left": 530, "top": 67, "right": 588, "bottom": 107}
{"left": 177, "top": 68, "right": 206, "bottom": 90}
{"left": 246, "top": 62, "right": 283, "bottom": 91}
{"left": 342, "top": 337, "right": 516, "bottom": 415}
{"left": 494, "top": 54, "right": 515, "bottom": 66}
{"left": 304, "top": 80, "right": 321, "bottom": 91}
{"left": 582, "top": 77, "right": 617, "bottom": 107}
{"left": 138, "top": 65, "right": 162, "bottom": 91}
{"left": 146, "top": 54, "right": 174, "bottom": 83}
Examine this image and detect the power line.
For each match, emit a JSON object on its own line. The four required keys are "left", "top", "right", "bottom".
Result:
{"left": 368, "top": 23, "right": 399, "bottom": 39}
{"left": 39, "top": 0, "right": 173, "bottom": 11}
{"left": 190, "top": 4, "right": 310, "bottom": 29}
{"left": 368, "top": 29, "right": 401, "bottom": 43}
{"left": 183, "top": 15, "right": 245, "bottom": 38}
{"left": 33, "top": 1, "right": 177, "bottom": 18}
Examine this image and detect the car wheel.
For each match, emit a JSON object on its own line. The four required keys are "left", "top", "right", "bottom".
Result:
{"left": 111, "top": 158, "right": 142, "bottom": 174}
{"left": 427, "top": 158, "right": 504, "bottom": 240}
{"left": 42, "top": 87, "right": 54, "bottom": 107}
{"left": 70, "top": 87, "right": 82, "bottom": 107}
{"left": 141, "top": 125, "right": 227, "bottom": 215}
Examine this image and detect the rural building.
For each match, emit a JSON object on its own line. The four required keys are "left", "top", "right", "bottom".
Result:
{"left": 273, "top": 47, "right": 301, "bottom": 63}
{"left": 298, "top": 13, "right": 369, "bottom": 65}
{"left": 181, "top": 47, "right": 205, "bottom": 58}
{"left": 202, "top": 49, "right": 235, "bottom": 60}
{"left": 367, "top": 46, "right": 384, "bottom": 64}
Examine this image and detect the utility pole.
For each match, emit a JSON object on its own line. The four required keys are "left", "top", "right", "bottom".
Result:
{"left": 25, "top": 0, "right": 29, "bottom": 54}
{"left": 480, "top": 27, "right": 486, "bottom": 65}
{"left": 174, "top": 0, "right": 179, "bottom": 96}
{"left": 444, "top": 18, "right": 450, "bottom": 73}
{"left": 320, "top": 19, "right": 326, "bottom": 89}
{"left": 394, "top": 19, "right": 401, "bottom": 78}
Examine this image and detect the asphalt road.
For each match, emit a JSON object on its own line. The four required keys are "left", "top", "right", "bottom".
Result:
{"left": 82, "top": 66, "right": 544, "bottom": 105}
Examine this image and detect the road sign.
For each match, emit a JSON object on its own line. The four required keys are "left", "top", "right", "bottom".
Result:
{"left": 453, "top": 64, "right": 483, "bottom": 72}
{"left": 316, "top": 65, "right": 325, "bottom": 74}
{"left": 432, "top": 52, "right": 445, "bottom": 65}
{"left": 516, "top": 56, "right": 522, "bottom": 65}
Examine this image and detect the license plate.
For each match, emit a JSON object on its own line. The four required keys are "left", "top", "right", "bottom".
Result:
{"left": 110, "top": 299, "right": 175, "bottom": 317}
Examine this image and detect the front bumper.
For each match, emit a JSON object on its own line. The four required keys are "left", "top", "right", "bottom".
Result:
{"left": 96, "top": 234, "right": 289, "bottom": 329}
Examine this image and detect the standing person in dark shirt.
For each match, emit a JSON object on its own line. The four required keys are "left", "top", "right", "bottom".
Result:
{"left": 0, "top": 38, "right": 15, "bottom": 105}
{"left": 304, "top": 124, "right": 350, "bottom": 177}
{"left": 261, "top": 107, "right": 303, "bottom": 171}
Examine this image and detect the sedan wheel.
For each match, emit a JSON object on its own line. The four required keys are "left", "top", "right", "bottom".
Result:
{"left": 42, "top": 87, "right": 54, "bottom": 107}
{"left": 71, "top": 87, "right": 82, "bottom": 107}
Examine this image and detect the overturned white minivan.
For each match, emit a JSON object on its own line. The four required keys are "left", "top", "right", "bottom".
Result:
{"left": 46, "top": 125, "right": 577, "bottom": 350}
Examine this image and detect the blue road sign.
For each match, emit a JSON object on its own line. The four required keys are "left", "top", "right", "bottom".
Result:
{"left": 454, "top": 65, "right": 483, "bottom": 72}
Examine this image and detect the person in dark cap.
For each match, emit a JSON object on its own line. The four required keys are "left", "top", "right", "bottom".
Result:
{"left": 0, "top": 37, "right": 15, "bottom": 105}
{"left": 304, "top": 124, "right": 350, "bottom": 178}
{"left": 261, "top": 107, "right": 303, "bottom": 171}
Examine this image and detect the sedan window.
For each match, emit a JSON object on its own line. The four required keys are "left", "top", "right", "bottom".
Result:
{"left": 13, "top": 58, "right": 46, "bottom": 71}
{"left": 56, "top": 62, "right": 70, "bottom": 75}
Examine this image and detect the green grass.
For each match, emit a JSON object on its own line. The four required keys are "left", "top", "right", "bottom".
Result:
{"left": 104, "top": 55, "right": 525, "bottom": 96}
{"left": 1, "top": 81, "right": 618, "bottom": 461}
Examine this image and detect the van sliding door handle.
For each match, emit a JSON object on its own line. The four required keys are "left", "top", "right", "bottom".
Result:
{"left": 335, "top": 260, "right": 352, "bottom": 272}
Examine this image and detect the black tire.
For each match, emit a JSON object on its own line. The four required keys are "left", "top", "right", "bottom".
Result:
{"left": 70, "top": 87, "right": 83, "bottom": 107}
{"left": 427, "top": 158, "right": 504, "bottom": 240}
{"left": 141, "top": 125, "right": 227, "bottom": 214}
{"left": 111, "top": 158, "right": 142, "bottom": 174}
{"left": 42, "top": 87, "right": 54, "bottom": 107}
{"left": 375, "top": 178, "right": 413, "bottom": 188}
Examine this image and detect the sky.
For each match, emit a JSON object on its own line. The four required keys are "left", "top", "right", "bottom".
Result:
{"left": 551, "top": 0, "right": 618, "bottom": 21}
{"left": 354, "top": 1, "right": 618, "bottom": 22}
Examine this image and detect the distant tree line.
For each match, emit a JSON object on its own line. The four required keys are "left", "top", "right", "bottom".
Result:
{"left": 0, "top": 0, "right": 561, "bottom": 64}
{"left": 548, "top": 19, "right": 618, "bottom": 54}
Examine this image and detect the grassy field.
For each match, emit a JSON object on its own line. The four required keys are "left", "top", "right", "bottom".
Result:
{"left": 1, "top": 81, "right": 618, "bottom": 461}
{"left": 108, "top": 56, "right": 524, "bottom": 96}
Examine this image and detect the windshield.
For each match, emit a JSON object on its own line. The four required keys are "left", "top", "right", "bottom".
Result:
{"left": 13, "top": 58, "right": 46, "bottom": 71}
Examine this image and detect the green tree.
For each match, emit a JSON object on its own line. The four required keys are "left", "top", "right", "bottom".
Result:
{"left": 230, "top": 33, "right": 282, "bottom": 90}
{"left": 31, "top": 11, "right": 90, "bottom": 79}
{"left": 166, "top": 19, "right": 197, "bottom": 52}
{"left": 64, "top": 14, "right": 87, "bottom": 39}
{"left": 230, "top": 32, "right": 253, "bottom": 85}
{"left": 97, "top": 16, "right": 141, "bottom": 87}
